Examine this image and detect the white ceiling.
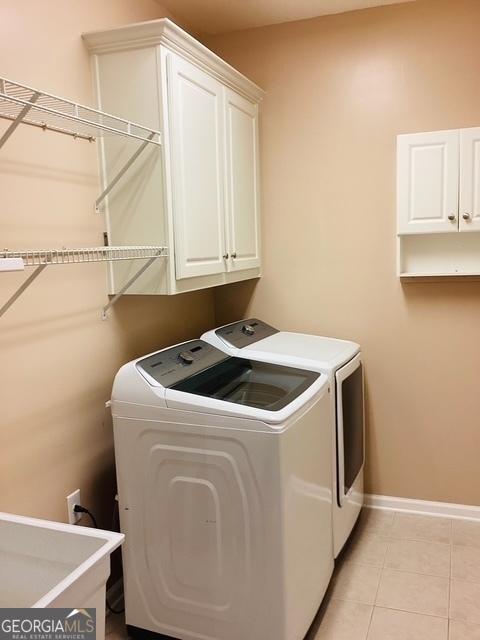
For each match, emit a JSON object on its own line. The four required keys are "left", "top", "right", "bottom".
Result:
{"left": 158, "top": 0, "right": 416, "bottom": 35}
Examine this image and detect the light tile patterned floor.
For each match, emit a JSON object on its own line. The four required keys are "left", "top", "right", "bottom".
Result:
{"left": 105, "top": 509, "right": 480, "bottom": 640}
{"left": 307, "top": 509, "right": 480, "bottom": 640}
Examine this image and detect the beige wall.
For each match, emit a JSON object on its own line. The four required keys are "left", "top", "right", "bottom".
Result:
{"left": 208, "top": 0, "right": 480, "bottom": 506}
{"left": 3, "top": 0, "right": 480, "bottom": 526}
{"left": 0, "top": 0, "right": 215, "bottom": 525}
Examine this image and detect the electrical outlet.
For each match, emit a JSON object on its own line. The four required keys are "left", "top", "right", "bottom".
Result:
{"left": 66, "top": 489, "right": 81, "bottom": 525}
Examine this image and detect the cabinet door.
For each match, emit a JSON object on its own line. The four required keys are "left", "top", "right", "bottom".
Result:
{"left": 167, "top": 55, "right": 227, "bottom": 279}
{"left": 224, "top": 89, "right": 261, "bottom": 271}
{"left": 397, "top": 130, "right": 459, "bottom": 234}
{"left": 459, "top": 128, "right": 480, "bottom": 232}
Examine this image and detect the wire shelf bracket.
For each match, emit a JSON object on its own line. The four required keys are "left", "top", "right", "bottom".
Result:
{"left": 101, "top": 254, "right": 159, "bottom": 320}
{"left": 95, "top": 131, "right": 156, "bottom": 213}
{"left": 0, "top": 246, "right": 168, "bottom": 320}
{"left": 0, "top": 264, "right": 47, "bottom": 318}
{"left": 0, "top": 91, "right": 40, "bottom": 149}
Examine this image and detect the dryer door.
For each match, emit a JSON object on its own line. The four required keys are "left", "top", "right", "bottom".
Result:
{"left": 336, "top": 353, "right": 364, "bottom": 507}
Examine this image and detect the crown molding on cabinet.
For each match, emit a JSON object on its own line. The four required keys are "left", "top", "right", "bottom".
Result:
{"left": 82, "top": 18, "right": 265, "bottom": 104}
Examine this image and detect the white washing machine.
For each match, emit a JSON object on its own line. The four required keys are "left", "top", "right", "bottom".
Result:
{"left": 111, "top": 339, "right": 334, "bottom": 640}
{"left": 202, "top": 320, "right": 364, "bottom": 558}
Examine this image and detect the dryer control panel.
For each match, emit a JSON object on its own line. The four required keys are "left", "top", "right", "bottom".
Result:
{"left": 136, "top": 340, "right": 228, "bottom": 388}
{"left": 215, "top": 318, "right": 279, "bottom": 349}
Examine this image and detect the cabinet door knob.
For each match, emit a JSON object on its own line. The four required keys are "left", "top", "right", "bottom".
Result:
{"left": 223, "top": 253, "right": 229, "bottom": 260}
{"left": 448, "top": 214, "right": 456, "bottom": 221}
{"left": 231, "top": 252, "right": 237, "bottom": 259}
{"left": 463, "top": 213, "right": 472, "bottom": 221}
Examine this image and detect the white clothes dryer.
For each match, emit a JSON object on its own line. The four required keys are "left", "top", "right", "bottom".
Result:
{"left": 111, "top": 339, "right": 334, "bottom": 640}
{"left": 202, "top": 320, "right": 364, "bottom": 558}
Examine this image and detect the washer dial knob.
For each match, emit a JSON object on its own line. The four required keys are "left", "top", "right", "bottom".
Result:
{"left": 242, "top": 324, "right": 255, "bottom": 336}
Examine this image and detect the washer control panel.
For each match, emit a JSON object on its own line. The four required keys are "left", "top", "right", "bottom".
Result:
{"left": 137, "top": 340, "right": 228, "bottom": 388}
{"left": 215, "top": 318, "right": 279, "bottom": 348}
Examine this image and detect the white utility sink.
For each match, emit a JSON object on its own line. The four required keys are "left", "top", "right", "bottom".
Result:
{"left": 0, "top": 511, "right": 124, "bottom": 640}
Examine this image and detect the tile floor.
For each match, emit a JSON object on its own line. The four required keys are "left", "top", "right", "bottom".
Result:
{"left": 307, "top": 509, "right": 480, "bottom": 640}
{"left": 106, "top": 509, "right": 480, "bottom": 640}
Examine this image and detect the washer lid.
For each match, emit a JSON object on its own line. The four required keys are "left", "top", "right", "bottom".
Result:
{"left": 169, "top": 356, "right": 320, "bottom": 412}
{"left": 132, "top": 337, "right": 329, "bottom": 425}
{"left": 239, "top": 331, "right": 360, "bottom": 371}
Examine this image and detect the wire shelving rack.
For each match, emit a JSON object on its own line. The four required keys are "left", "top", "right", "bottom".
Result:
{"left": 0, "top": 77, "right": 167, "bottom": 319}
{"left": 0, "top": 77, "right": 161, "bottom": 144}
{"left": 0, "top": 246, "right": 168, "bottom": 320}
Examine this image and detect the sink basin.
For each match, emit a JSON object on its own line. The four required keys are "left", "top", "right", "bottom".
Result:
{"left": 0, "top": 511, "right": 124, "bottom": 640}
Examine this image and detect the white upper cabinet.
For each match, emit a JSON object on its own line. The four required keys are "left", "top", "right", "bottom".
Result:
{"left": 224, "top": 89, "right": 261, "bottom": 272}
{"left": 167, "top": 55, "right": 226, "bottom": 279}
{"left": 459, "top": 127, "right": 480, "bottom": 232}
{"left": 397, "top": 130, "right": 459, "bottom": 234}
{"left": 397, "top": 126, "right": 480, "bottom": 277}
{"left": 397, "top": 128, "right": 480, "bottom": 236}
{"left": 83, "top": 19, "right": 264, "bottom": 295}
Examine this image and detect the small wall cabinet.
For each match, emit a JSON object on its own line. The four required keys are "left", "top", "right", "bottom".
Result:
{"left": 83, "top": 19, "right": 263, "bottom": 295}
{"left": 397, "top": 127, "right": 480, "bottom": 276}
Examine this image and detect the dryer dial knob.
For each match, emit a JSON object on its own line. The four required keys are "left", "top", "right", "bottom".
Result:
{"left": 242, "top": 324, "right": 255, "bottom": 336}
{"left": 178, "top": 351, "right": 194, "bottom": 364}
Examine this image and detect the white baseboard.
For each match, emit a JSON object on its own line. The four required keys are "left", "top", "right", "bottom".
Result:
{"left": 365, "top": 493, "right": 480, "bottom": 522}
